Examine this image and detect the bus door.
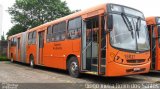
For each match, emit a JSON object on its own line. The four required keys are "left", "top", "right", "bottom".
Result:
{"left": 149, "top": 25, "right": 156, "bottom": 70}
{"left": 82, "top": 15, "right": 105, "bottom": 74}
{"left": 156, "top": 26, "right": 160, "bottom": 70}
{"left": 38, "top": 31, "right": 45, "bottom": 65}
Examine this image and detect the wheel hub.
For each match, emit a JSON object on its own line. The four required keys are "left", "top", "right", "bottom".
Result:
{"left": 70, "top": 62, "right": 78, "bottom": 74}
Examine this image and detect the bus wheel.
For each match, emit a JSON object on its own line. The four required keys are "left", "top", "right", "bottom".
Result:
{"left": 11, "top": 58, "right": 14, "bottom": 63}
{"left": 68, "top": 57, "right": 80, "bottom": 78}
{"left": 30, "top": 55, "right": 35, "bottom": 68}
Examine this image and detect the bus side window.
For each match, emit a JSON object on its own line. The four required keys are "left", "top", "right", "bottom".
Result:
{"left": 59, "top": 22, "right": 66, "bottom": 40}
{"left": 47, "top": 26, "right": 53, "bottom": 42}
{"left": 68, "top": 17, "right": 82, "bottom": 39}
{"left": 28, "top": 32, "right": 33, "bottom": 45}
{"left": 54, "top": 25, "right": 60, "bottom": 41}
{"left": 28, "top": 31, "right": 37, "bottom": 44}
{"left": 13, "top": 37, "right": 17, "bottom": 46}
{"left": 52, "top": 25, "right": 56, "bottom": 41}
{"left": 52, "top": 21, "right": 66, "bottom": 41}
{"left": 11, "top": 38, "right": 15, "bottom": 46}
{"left": 32, "top": 31, "right": 37, "bottom": 44}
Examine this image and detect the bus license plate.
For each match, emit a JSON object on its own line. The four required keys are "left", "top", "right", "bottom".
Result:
{"left": 133, "top": 68, "right": 140, "bottom": 71}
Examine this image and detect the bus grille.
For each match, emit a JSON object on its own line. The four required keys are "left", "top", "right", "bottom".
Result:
{"left": 127, "top": 59, "right": 145, "bottom": 63}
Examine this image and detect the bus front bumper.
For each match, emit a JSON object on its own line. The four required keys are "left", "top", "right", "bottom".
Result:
{"left": 106, "top": 61, "right": 151, "bottom": 77}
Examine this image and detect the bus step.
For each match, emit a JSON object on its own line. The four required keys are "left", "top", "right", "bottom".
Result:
{"left": 91, "top": 64, "right": 98, "bottom": 72}
{"left": 100, "top": 67, "right": 106, "bottom": 74}
{"left": 84, "top": 72, "right": 98, "bottom": 75}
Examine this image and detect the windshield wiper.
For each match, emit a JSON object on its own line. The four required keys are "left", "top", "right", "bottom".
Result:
{"left": 121, "top": 13, "right": 134, "bottom": 39}
{"left": 136, "top": 17, "right": 141, "bottom": 38}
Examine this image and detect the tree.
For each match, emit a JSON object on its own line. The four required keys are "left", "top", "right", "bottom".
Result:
{"left": 1, "top": 35, "right": 5, "bottom": 41}
{"left": 7, "top": 0, "right": 71, "bottom": 36}
{"left": 7, "top": 24, "right": 26, "bottom": 37}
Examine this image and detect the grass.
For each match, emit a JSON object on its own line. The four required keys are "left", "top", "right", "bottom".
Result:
{"left": 0, "top": 56, "right": 9, "bottom": 61}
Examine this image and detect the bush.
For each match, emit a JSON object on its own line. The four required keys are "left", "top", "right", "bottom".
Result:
{"left": 0, "top": 56, "right": 9, "bottom": 61}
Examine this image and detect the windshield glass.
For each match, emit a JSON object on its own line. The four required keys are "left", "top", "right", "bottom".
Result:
{"left": 110, "top": 14, "right": 136, "bottom": 50}
{"left": 136, "top": 21, "right": 150, "bottom": 51}
{"left": 110, "top": 14, "right": 150, "bottom": 51}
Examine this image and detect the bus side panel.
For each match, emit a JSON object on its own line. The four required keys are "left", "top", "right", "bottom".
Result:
{"left": 43, "top": 40, "right": 71, "bottom": 70}
{"left": 42, "top": 42, "right": 53, "bottom": 66}
{"left": 43, "top": 39, "right": 80, "bottom": 70}
{"left": 26, "top": 34, "right": 37, "bottom": 64}
{"left": 26, "top": 45, "right": 37, "bottom": 64}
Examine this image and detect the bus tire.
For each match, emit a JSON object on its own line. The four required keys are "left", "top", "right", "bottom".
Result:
{"left": 30, "top": 55, "right": 35, "bottom": 68}
{"left": 11, "top": 58, "right": 14, "bottom": 63}
{"left": 68, "top": 57, "right": 80, "bottom": 78}
{"left": 10, "top": 53, "right": 14, "bottom": 63}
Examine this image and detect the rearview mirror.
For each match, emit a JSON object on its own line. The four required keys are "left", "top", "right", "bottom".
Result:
{"left": 107, "top": 15, "right": 113, "bottom": 30}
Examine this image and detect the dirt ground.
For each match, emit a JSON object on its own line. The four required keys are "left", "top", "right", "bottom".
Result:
{"left": 0, "top": 61, "right": 160, "bottom": 89}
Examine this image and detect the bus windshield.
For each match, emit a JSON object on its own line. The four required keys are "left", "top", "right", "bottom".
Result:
{"left": 110, "top": 14, "right": 150, "bottom": 52}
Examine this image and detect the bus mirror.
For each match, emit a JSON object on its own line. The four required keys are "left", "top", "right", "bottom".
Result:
{"left": 107, "top": 15, "right": 113, "bottom": 30}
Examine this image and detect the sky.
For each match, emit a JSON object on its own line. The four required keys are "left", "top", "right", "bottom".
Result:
{"left": 0, "top": 0, "right": 160, "bottom": 38}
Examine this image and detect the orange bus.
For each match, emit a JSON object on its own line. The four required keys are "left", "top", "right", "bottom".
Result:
{"left": 146, "top": 17, "right": 160, "bottom": 71}
{"left": 8, "top": 3, "right": 151, "bottom": 77}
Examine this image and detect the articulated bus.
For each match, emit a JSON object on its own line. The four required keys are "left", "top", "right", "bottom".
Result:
{"left": 8, "top": 3, "right": 151, "bottom": 77}
{"left": 146, "top": 17, "right": 160, "bottom": 71}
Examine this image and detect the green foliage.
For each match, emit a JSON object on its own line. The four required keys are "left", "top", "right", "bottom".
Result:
{"left": 7, "top": 0, "right": 71, "bottom": 37}
{"left": 7, "top": 24, "right": 26, "bottom": 37}
{"left": 1, "top": 35, "right": 5, "bottom": 41}
{"left": 0, "top": 56, "right": 9, "bottom": 61}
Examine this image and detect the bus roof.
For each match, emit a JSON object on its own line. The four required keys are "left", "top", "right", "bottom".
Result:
{"left": 9, "top": 3, "right": 108, "bottom": 39}
{"left": 8, "top": 32, "right": 23, "bottom": 40}
{"left": 9, "top": 3, "right": 144, "bottom": 39}
{"left": 26, "top": 3, "right": 107, "bottom": 32}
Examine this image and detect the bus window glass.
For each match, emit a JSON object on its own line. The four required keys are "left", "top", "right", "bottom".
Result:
{"left": 59, "top": 22, "right": 66, "bottom": 40}
{"left": 32, "top": 31, "right": 36, "bottom": 44}
{"left": 52, "top": 26, "right": 56, "bottom": 41}
{"left": 47, "top": 26, "right": 52, "bottom": 42}
{"left": 28, "top": 32, "right": 33, "bottom": 44}
{"left": 14, "top": 38, "right": 17, "bottom": 45}
{"left": 28, "top": 31, "right": 37, "bottom": 45}
{"left": 54, "top": 25, "right": 60, "bottom": 41}
{"left": 156, "top": 17, "right": 160, "bottom": 24}
{"left": 52, "top": 22, "right": 66, "bottom": 41}
{"left": 124, "top": 8, "right": 144, "bottom": 18}
{"left": 11, "top": 38, "right": 16, "bottom": 46}
{"left": 110, "top": 14, "right": 136, "bottom": 50}
{"left": 68, "top": 17, "right": 82, "bottom": 39}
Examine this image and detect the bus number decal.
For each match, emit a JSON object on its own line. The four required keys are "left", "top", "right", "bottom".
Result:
{"left": 125, "top": 54, "right": 135, "bottom": 59}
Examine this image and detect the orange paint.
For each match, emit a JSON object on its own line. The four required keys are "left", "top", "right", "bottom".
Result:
{"left": 8, "top": 3, "right": 150, "bottom": 77}
{"left": 146, "top": 16, "right": 160, "bottom": 71}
